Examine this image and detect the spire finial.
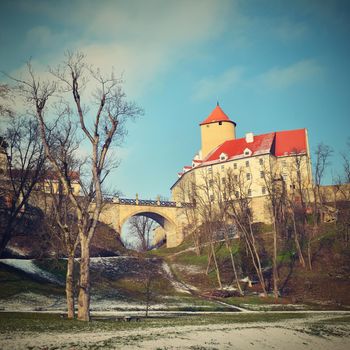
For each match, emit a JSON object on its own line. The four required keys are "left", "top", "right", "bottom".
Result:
{"left": 216, "top": 98, "right": 219, "bottom": 106}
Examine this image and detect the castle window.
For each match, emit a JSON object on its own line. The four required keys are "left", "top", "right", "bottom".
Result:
{"left": 219, "top": 121, "right": 222, "bottom": 125}
{"left": 210, "top": 194, "right": 214, "bottom": 202}
{"left": 221, "top": 164, "right": 225, "bottom": 171}
{"left": 220, "top": 152, "right": 228, "bottom": 161}
{"left": 259, "top": 158, "right": 264, "bottom": 165}
{"left": 262, "top": 186, "right": 266, "bottom": 195}
{"left": 246, "top": 173, "right": 251, "bottom": 180}
{"left": 234, "top": 175, "right": 238, "bottom": 181}
{"left": 244, "top": 148, "right": 252, "bottom": 157}
{"left": 209, "top": 179, "right": 213, "bottom": 186}
{"left": 282, "top": 173, "right": 288, "bottom": 181}
{"left": 208, "top": 166, "right": 212, "bottom": 173}
{"left": 248, "top": 189, "right": 252, "bottom": 197}
{"left": 233, "top": 163, "right": 237, "bottom": 169}
{"left": 260, "top": 171, "right": 265, "bottom": 178}
{"left": 222, "top": 177, "right": 226, "bottom": 185}
{"left": 245, "top": 160, "right": 249, "bottom": 167}
{"left": 235, "top": 191, "right": 239, "bottom": 198}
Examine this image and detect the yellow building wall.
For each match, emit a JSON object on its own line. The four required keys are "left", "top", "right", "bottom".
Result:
{"left": 172, "top": 152, "right": 312, "bottom": 225}
{"left": 200, "top": 121, "right": 235, "bottom": 159}
{"left": 41, "top": 180, "right": 81, "bottom": 196}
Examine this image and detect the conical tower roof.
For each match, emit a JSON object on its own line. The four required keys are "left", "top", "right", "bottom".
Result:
{"left": 199, "top": 103, "right": 236, "bottom": 126}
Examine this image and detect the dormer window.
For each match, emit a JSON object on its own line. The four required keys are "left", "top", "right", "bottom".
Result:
{"left": 244, "top": 148, "right": 252, "bottom": 157}
{"left": 219, "top": 152, "right": 228, "bottom": 161}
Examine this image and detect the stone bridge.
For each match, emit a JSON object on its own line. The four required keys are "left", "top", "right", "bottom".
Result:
{"left": 99, "top": 196, "right": 188, "bottom": 248}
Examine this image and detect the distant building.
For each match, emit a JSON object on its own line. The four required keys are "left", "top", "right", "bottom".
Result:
{"left": 36, "top": 171, "right": 81, "bottom": 196}
{"left": 171, "top": 104, "right": 313, "bottom": 223}
{"left": 0, "top": 136, "right": 80, "bottom": 197}
{"left": 0, "top": 137, "right": 8, "bottom": 175}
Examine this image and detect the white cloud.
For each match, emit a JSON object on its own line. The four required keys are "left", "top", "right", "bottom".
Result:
{"left": 193, "top": 67, "right": 243, "bottom": 100}
{"left": 13, "top": 0, "right": 234, "bottom": 99}
{"left": 257, "top": 59, "right": 322, "bottom": 89}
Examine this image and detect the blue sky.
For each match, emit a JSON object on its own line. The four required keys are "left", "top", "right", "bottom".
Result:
{"left": 1, "top": 0, "right": 350, "bottom": 200}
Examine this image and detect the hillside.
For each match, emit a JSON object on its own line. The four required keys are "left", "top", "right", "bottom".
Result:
{"left": 148, "top": 224, "right": 350, "bottom": 310}
{"left": 0, "top": 221, "right": 349, "bottom": 313}
{"left": 3, "top": 221, "right": 127, "bottom": 259}
{"left": 0, "top": 255, "right": 240, "bottom": 313}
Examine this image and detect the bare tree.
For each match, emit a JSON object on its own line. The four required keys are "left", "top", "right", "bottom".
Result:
{"left": 9, "top": 52, "right": 142, "bottom": 321}
{"left": 195, "top": 169, "right": 223, "bottom": 289}
{"left": 309, "top": 143, "right": 333, "bottom": 269}
{"left": 313, "top": 143, "right": 333, "bottom": 211}
{"left": 0, "top": 116, "right": 46, "bottom": 257}
{"left": 175, "top": 175, "right": 202, "bottom": 256}
{"left": 287, "top": 153, "right": 310, "bottom": 268}
{"left": 0, "top": 84, "right": 14, "bottom": 117}
{"left": 41, "top": 118, "right": 82, "bottom": 319}
{"left": 333, "top": 139, "right": 350, "bottom": 245}
{"left": 262, "top": 166, "right": 287, "bottom": 301}
{"left": 213, "top": 171, "right": 243, "bottom": 295}
{"left": 225, "top": 167, "right": 268, "bottom": 296}
{"left": 128, "top": 215, "right": 157, "bottom": 252}
{"left": 342, "top": 139, "right": 350, "bottom": 184}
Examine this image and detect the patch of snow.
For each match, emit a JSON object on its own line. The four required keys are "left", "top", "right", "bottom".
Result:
{"left": 0, "top": 259, "right": 63, "bottom": 285}
{"left": 221, "top": 286, "right": 238, "bottom": 291}
{"left": 6, "top": 246, "right": 28, "bottom": 257}
{"left": 241, "top": 303, "right": 307, "bottom": 311}
{"left": 172, "top": 263, "right": 203, "bottom": 274}
{"left": 0, "top": 292, "right": 65, "bottom": 311}
{"left": 161, "top": 262, "right": 198, "bottom": 293}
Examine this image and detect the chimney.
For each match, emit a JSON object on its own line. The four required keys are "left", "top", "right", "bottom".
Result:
{"left": 245, "top": 132, "right": 254, "bottom": 143}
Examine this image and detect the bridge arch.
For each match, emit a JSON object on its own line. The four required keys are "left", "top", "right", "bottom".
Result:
{"left": 119, "top": 208, "right": 177, "bottom": 246}
{"left": 99, "top": 198, "right": 186, "bottom": 248}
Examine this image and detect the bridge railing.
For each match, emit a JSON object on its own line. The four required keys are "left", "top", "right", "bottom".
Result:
{"left": 104, "top": 196, "right": 193, "bottom": 208}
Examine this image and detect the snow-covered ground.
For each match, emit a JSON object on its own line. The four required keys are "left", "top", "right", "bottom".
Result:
{"left": 0, "top": 313, "right": 349, "bottom": 350}
{"left": 0, "top": 259, "right": 63, "bottom": 285}
{"left": 0, "top": 257, "right": 226, "bottom": 313}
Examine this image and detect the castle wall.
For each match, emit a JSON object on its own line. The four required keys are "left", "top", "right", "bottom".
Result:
{"left": 200, "top": 121, "right": 235, "bottom": 159}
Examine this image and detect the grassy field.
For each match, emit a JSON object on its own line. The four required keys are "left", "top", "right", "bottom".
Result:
{"left": 0, "top": 311, "right": 311, "bottom": 333}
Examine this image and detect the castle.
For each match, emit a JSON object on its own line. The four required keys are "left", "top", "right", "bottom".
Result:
{"left": 171, "top": 104, "right": 313, "bottom": 223}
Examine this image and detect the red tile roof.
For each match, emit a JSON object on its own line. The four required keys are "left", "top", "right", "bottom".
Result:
{"left": 274, "top": 129, "right": 307, "bottom": 156}
{"left": 178, "top": 129, "right": 307, "bottom": 176}
{"left": 204, "top": 132, "right": 276, "bottom": 162}
{"left": 200, "top": 104, "right": 236, "bottom": 126}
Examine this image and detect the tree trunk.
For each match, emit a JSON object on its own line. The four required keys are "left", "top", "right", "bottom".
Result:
{"left": 66, "top": 253, "right": 75, "bottom": 319}
{"left": 211, "top": 242, "right": 222, "bottom": 289}
{"left": 272, "top": 221, "right": 279, "bottom": 302}
{"left": 77, "top": 235, "right": 90, "bottom": 321}
{"left": 225, "top": 239, "right": 243, "bottom": 295}
{"left": 247, "top": 221, "right": 268, "bottom": 296}
{"left": 291, "top": 210, "right": 306, "bottom": 268}
{"left": 206, "top": 246, "right": 213, "bottom": 275}
{"left": 145, "top": 276, "right": 151, "bottom": 318}
{"left": 307, "top": 239, "right": 312, "bottom": 271}
{"left": 194, "top": 232, "right": 201, "bottom": 256}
